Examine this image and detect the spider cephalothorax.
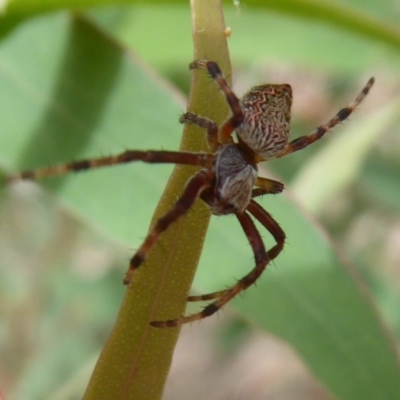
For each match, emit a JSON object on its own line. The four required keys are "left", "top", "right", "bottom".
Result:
{"left": 9, "top": 60, "right": 374, "bottom": 327}
{"left": 202, "top": 144, "right": 257, "bottom": 215}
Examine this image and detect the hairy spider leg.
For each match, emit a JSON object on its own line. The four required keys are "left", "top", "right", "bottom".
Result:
{"left": 123, "top": 169, "right": 214, "bottom": 285}
{"left": 190, "top": 60, "right": 244, "bottom": 144}
{"left": 8, "top": 150, "right": 214, "bottom": 182}
{"left": 247, "top": 200, "right": 286, "bottom": 260}
{"left": 152, "top": 212, "right": 266, "bottom": 325}
{"left": 179, "top": 112, "right": 219, "bottom": 152}
{"left": 186, "top": 199, "right": 285, "bottom": 302}
{"left": 251, "top": 187, "right": 276, "bottom": 200}
{"left": 255, "top": 176, "right": 284, "bottom": 195}
{"left": 151, "top": 200, "right": 285, "bottom": 327}
{"left": 186, "top": 179, "right": 283, "bottom": 302}
{"left": 279, "top": 77, "right": 375, "bottom": 157}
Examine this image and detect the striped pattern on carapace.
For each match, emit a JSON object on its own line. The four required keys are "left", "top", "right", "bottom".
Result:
{"left": 7, "top": 59, "right": 374, "bottom": 327}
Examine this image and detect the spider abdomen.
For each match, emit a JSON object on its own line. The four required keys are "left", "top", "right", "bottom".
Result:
{"left": 237, "top": 84, "right": 292, "bottom": 160}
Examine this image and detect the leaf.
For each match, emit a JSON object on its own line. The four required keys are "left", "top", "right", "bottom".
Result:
{"left": 0, "top": 12, "right": 182, "bottom": 242}
{"left": 291, "top": 99, "right": 400, "bottom": 214}
{"left": 194, "top": 191, "right": 400, "bottom": 399}
{"left": 91, "top": 3, "right": 400, "bottom": 76}
{"left": 0, "top": 0, "right": 400, "bottom": 69}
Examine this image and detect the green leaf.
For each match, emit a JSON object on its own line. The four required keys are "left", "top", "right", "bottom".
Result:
{"left": 1, "top": 0, "right": 400, "bottom": 67}
{"left": 291, "top": 99, "right": 400, "bottom": 214}
{"left": 91, "top": 3, "right": 400, "bottom": 76}
{"left": 195, "top": 192, "right": 400, "bottom": 399}
{"left": 253, "top": 0, "right": 400, "bottom": 52}
{"left": 0, "top": 11, "right": 182, "bottom": 242}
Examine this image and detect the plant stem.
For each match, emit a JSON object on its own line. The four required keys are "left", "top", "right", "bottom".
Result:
{"left": 82, "top": 1, "right": 231, "bottom": 399}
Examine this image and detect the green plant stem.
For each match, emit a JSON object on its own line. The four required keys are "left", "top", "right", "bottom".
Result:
{"left": 82, "top": 1, "right": 231, "bottom": 399}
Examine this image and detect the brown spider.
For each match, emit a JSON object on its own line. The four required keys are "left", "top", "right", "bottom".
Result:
{"left": 9, "top": 60, "right": 374, "bottom": 327}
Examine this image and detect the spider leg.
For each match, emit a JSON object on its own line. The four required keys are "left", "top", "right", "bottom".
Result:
{"left": 151, "top": 200, "right": 285, "bottom": 327}
{"left": 187, "top": 179, "right": 283, "bottom": 302}
{"left": 187, "top": 178, "right": 282, "bottom": 303}
{"left": 251, "top": 188, "right": 271, "bottom": 199}
{"left": 247, "top": 177, "right": 285, "bottom": 201}
{"left": 187, "top": 198, "right": 285, "bottom": 303}
{"left": 247, "top": 200, "right": 286, "bottom": 260}
{"left": 190, "top": 60, "right": 244, "bottom": 144}
{"left": 180, "top": 112, "right": 219, "bottom": 152}
{"left": 187, "top": 289, "right": 229, "bottom": 302}
{"left": 254, "top": 177, "right": 284, "bottom": 196}
{"left": 279, "top": 77, "right": 374, "bottom": 157}
{"left": 123, "top": 169, "right": 214, "bottom": 285}
{"left": 7, "top": 150, "right": 214, "bottom": 182}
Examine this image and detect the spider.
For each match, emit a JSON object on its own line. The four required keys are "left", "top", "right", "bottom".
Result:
{"left": 8, "top": 60, "right": 374, "bottom": 328}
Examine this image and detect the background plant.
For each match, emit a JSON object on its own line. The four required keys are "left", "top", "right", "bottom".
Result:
{"left": 0, "top": 1, "right": 400, "bottom": 399}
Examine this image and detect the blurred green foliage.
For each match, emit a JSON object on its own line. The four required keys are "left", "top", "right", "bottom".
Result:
{"left": 1, "top": 1, "right": 400, "bottom": 399}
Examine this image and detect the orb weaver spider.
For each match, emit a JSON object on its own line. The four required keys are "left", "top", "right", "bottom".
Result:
{"left": 9, "top": 60, "right": 374, "bottom": 327}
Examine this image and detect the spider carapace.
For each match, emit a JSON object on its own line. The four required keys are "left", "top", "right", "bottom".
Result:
{"left": 9, "top": 60, "right": 374, "bottom": 327}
